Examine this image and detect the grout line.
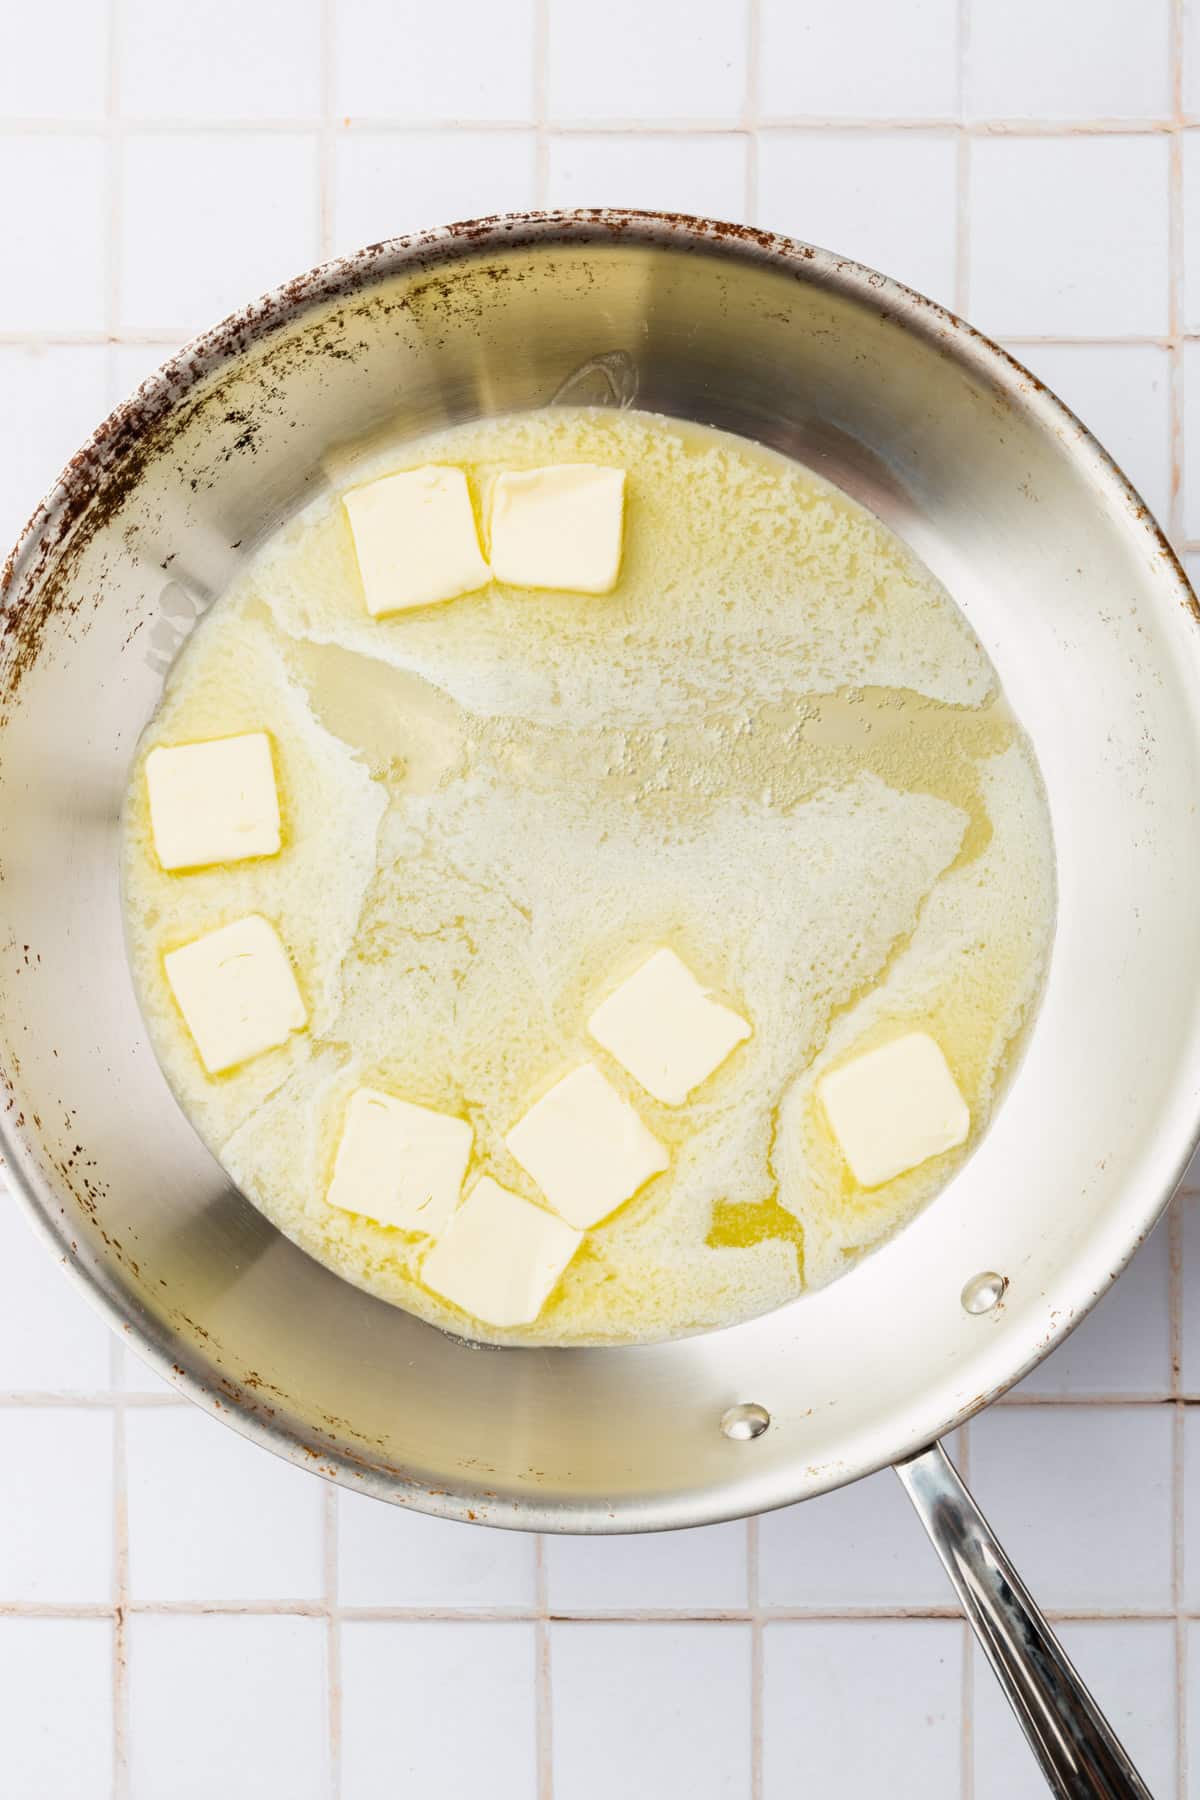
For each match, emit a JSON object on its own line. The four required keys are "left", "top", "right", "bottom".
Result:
{"left": 1, "top": 328, "right": 1199, "bottom": 355}
{"left": 1171, "top": 1198, "right": 1185, "bottom": 1398}
{"left": 953, "top": 0, "right": 970, "bottom": 319}
{"left": 105, "top": 0, "right": 121, "bottom": 360}
{"left": 954, "top": 133, "right": 970, "bottom": 319}
{"left": 318, "top": 0, "right": 335, "bottom": 259}
{"left": 1176, "top": 1401, "right": 1187, "bottom": 1800}
{"left": 533, "top": 0, "right": 549, "bottom": 206}
{"left": 992, "top": 1391, "right": 1182, "bottom": 1406}
{"left": 748, "top": 1516, "right": 763, "bottom": 1800}
{"left": 111, "top": 1347, "right": 130, "bottom": 1800}
{"left": 755, "top": 116, "right": 1180, "bottom": 136}
{"left": 0, "top": 1603, "right": 120, "bottom": 1619}
{"left": 1170, "top": 1181, "right": 1186, "bottom": 1794}
{"left": 961, "top": 1617, "right": 975, "bottom": 1799}
{"left": 1181, "top": 1617, "right": 1190, "bottom": 1800}
{"left": 1169, "top": 0, "right": 1187, "bottom": 551}
{"left": 106, "top": 0, "right": 123, "bottom": 344}
{"left": 324, "top": 1484, "right": 341, "bottom": 1800}
{"left": 0, "top": 331, "right": 190, "bottom": 348}
{"left": 743, "top": 0, "right": 761, "bottom": 224}
{"left": 534, "top": 1536, "right": 553, "bottom": 1800}
{"left": 1002, "top": 332, "right": 1176, "bottom": 347}
{"left": 105, "top": 6, "right": 130, "bottom": 1788}
{"left": 0, "top": 115, "right": 1192, "bottom": 136}
{"left": 3, "top": 1597, "right": 1199, "bottom": 1622}
{"left": 3, "top": 329, "right": 1196, "bottom": 354}
{"left": 0, "top": 1390, "right": 185, "bottom": 1406}
{"left": 0, "top": 1388, "right": 1194, "bottom": 1408}
{"left": 112, "top": 1403, "right": 130, "bottom": 1800}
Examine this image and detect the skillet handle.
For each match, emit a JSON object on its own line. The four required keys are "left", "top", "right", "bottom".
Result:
{"left": 895, "top": 1440, "right": 1153, "bottom": 1799}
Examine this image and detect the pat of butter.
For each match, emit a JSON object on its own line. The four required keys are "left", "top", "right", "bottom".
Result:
{"left": 326, "top": 1087, "right": 471, "bottom": 1236}
{"left": 343, "top": 465, "right": 490, "bottom": 616}
{"left": 588, "top": 948, "right": 751, "bottom": 1105}
{"left": 505, "top": 1063, "right": 667, "bottom": 1229}
{"left": 145, "top": 732, "right": 281, "bottom": 872}
{"left": 164, "top": 914, "right": 306, "bottom": 1075}
{"left": 421, "top": 1175, "right": 582, "bottom": 1327}
{"left": 818, "top": 1031, "right": 969, "bottom": 1188}
{"left": 489, "top": 464, "right": 625, "bottom": 594}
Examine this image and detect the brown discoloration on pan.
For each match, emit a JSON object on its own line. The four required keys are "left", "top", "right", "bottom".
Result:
{"left": 5, "top": 207, "right": 1193, "bottom": 717}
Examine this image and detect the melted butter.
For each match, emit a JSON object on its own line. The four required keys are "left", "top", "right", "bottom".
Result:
{"left": 707, "top": 1195, "right": 806, "bottom": 1279}
{"left": 120, "top": 406, "right": 1055, "bottom": 1345}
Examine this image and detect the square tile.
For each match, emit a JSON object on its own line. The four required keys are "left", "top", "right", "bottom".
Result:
{"left": 125, "top": 1406, "right": 324, "bottom": 1601}
{"left": 120, "top": 0, "right": 322, "bottom": 119}
{"left": 763, "top": 1621, "right": 962, "bottom": 1800}
{"left": 545, "top": 1520, "right": 747, "bottom": 1612}
{"left": 546, "top": 133, "right": 749, "bottom": 221}
{"left": 0, "top": 1409, "right": 112, "bottom": 1602}
{"left": 968, "top": 1405, "right": 1172, "bottom": 1608}
{"left": 0, "top": 137, "right": 107, "bottom": 331}
{"left": 1182, "top": 1188, "right": 1200, "bottom": 1394}
{"left": 1183, "top": 341, "right": 1200, "bottom": 541}
{"left": 338, "top": 1491, "right": 537, "bottom": 1607}
{"left": 973, "top": 1621, "right": 1175, "bottom": 1798}
{"left": 1003, "top": 1217, "right": 1170, "bottom": 1397}
{"left": 0, "top": 1186, "right": 115, "bottom": 1389}
{"left": 1180, "top": 1409, "right": 1200, "bottom": 1606}
{"left": 1187, "top": 134, "right": 1200, "bottom": 333}
{"left": 760, "top": 0, "right": 958, "bottom": 120}
{"left": 756, "top": 132, "right": 957, "bottom": 307}
{"left": 1186, "top": 1625, "right": 1200, "bottom": 1796}
{"left": 119, "top": 133, "right": 319, "bottom": 333}
{"left": 552, "top": 1622, "right": 751, "bottom": 1800}
{"left": 970, "top": 136, "right": 1169, "bottom": 336}
{"left": 1008, "top": 342, "right": 1172, "bottom": 533}
{"left": 548, "top": 0, "right": 748, "bottom": 123}
{"left": 341, "top": 1621, "right": 536, "bottom": 1799}
{"left": 335, "top": 0, "right": 535, "bottom": 121}
{"left": 0, "top": 344, "right": 110, "bottom": 552}
{"left": 0, "top": 8, "right": 109, "bottom": 119}
{"left": 1188, "top": 1, "right": 1200, "bottom": 117}
{"left": 758, "top": 1467, "right": 958, "bottom": 1609}
{"left": 332, "top": 131, "right": 537, "bottom": 257}
{"left": 129, "top": 1615, "right": 327, "bottom": 1800}
{"left": 0, "top": 1618, "right": 113, "bottom": 1799}
{"left": 967, "top": 0, "right": 1171, "bottom": 120}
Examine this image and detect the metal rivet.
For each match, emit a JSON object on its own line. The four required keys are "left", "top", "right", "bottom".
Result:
{"left": 961, "top": 1270, "right": 1008, "bottom": 1315}
{"left": 721, "top": 1402, "right": 770, "bottom": 1440}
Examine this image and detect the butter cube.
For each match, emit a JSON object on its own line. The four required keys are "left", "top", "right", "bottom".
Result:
{"left": 588, "top": 948, "right": 751, "bottom": 1105}
{"left": 164, "top": 914, "right": 307, "bottom": 1075}
{"left": 343, "top": 465, "right": 490, "bottom": 616}
{"left": 818, "top": 1031, "right": 969, "bottom": 1188}
{"left": 421, "top": 1176, "right": 581, "bottom": 1327}
{"left": 145, "top": 732, "right": 281, "bottom": 872}
{"left": 489, "top": 464, "right": 625, "bottom": 594}
{"left": 326, "top": 1087, "right": 472, "bottom": 1236}
{"left": 505, "top": 1063, "right": 667, "bottom": 1229}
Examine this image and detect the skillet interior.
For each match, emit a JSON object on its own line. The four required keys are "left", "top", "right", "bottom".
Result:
{"left": 1, "top": 213, "right": 1198, "bottom": 1529}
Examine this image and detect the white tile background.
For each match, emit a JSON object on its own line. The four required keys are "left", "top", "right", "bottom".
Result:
{"left": 0, "top": 0, "right": 1198, "bottom": 1794}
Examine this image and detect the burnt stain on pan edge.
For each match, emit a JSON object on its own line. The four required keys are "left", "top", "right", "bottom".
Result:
{"left": 2, "top": 208, "right": 1191, "bottom": 712}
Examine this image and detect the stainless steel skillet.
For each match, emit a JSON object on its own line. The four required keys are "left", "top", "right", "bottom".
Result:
{"left": 2, "top": 212, "right": 1197, "bottom": 1796}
